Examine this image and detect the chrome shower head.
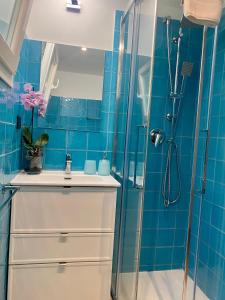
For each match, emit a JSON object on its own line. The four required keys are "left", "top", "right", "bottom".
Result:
{"left": 181, "top": 62, "right": 194, "bottom": 77}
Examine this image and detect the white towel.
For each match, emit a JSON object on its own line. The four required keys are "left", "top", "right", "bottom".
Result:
{"left": 183, "top": 0, "right": 223, "bottom": 27}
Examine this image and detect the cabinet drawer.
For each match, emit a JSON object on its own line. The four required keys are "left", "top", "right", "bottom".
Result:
{"left": 8, "top": 262, "right": 112, "bottom": 300}
{"left": 9, "top": 233, "right": 114, "bottom": 264}
{"left": 11, "top": 187, "right": 117, "bottom": 233}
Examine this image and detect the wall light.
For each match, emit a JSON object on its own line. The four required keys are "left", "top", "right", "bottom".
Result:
{"left": 66, "top": 0, "right": 81, "bottom": 11}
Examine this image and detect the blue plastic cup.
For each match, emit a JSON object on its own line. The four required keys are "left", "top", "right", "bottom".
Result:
{"left": 84, "top": 160, "right": 97, "bottom": 175}
{"left": 98, "top": 159, "right": 110, "bottom": 176}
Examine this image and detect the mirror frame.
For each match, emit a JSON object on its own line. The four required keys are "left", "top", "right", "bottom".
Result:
{"left": 0, "top": 0, "right": 33, "bottom": 87}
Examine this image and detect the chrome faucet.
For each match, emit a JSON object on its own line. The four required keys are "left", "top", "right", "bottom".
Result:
{"left": 65, "top": 153, "right": 72, "bottom": 179}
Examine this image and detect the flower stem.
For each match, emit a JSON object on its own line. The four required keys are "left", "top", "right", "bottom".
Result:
{"left": 31, "top": 107, "right": 34, "bottom": 139}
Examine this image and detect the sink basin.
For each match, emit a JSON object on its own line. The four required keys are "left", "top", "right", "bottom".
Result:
{"left": 11, "top": 171, "right": 120, "bottom": 188}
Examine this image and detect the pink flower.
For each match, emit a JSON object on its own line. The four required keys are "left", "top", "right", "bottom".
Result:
{"left": 38, "top": 106, "right": 46, "bottom": 117}
{"left": 20, "top": 83, "right": 47, "bottom": 117}
{"left": 24, "top": 83, "right": 33, "bottom": 93}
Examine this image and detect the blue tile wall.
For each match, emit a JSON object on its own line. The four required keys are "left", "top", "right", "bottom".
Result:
{"left": 0, "top": 38, "right": 35, "bottom": 300}
{"left": 140, "top": 17, "right": 202, "bottom": 271}
{"left": 189, "top": 10, "right": 225, "bottom": 299}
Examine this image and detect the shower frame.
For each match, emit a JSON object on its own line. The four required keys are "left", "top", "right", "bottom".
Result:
{"left": 111, "top": 1, "right": 142, "bottom": 299}
{"left": 183, "top": 26, "right": 218, "bottom": 300}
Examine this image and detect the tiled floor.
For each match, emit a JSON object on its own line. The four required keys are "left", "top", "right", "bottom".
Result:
{"left": 137, "top": 270, "right": 209, "bottom": 300}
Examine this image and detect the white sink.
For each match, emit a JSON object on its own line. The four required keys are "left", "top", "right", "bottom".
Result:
{"left": 11, "top": 171, "right": 120, "bottom": 187}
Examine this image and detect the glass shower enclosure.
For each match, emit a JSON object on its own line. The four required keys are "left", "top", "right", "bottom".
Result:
{"left": 111, "top": 0, "right": 224, "bottom": 300}
{"left": 111, "top": 0, "right": 157, "bottom": 299}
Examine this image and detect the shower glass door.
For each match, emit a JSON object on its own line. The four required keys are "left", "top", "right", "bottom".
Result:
{"left": 191, "top": 17, "right": 225, "bottom": 300}
{"left": 111, "top": 3, "right": 136, "bottom": 299}
{"left": 112, "top": 0, "right": 157, "bottom": 299}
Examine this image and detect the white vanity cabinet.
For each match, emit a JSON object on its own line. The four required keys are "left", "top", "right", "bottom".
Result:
{"left": 7, "top": 179, "right": 119, "bottom": 300}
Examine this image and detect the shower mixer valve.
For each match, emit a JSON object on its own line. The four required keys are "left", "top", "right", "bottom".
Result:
{"left": 150, "top": 129, "right": 165, "bottom": 148}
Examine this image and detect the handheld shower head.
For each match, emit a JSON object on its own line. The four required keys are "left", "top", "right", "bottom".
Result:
{"left": 180, "top": 62, "right": 194, "bottom": 95}
{"left": 181, "top": 62, "right": 194, "bottom": 77}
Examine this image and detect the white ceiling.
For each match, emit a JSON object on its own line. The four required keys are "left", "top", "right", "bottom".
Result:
{"left": 56, "top": 44, "right": 105, "bottom": 75}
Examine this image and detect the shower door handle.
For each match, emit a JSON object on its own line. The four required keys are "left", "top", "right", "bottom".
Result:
{"left": 133, "top": 124, "right": 146, "bottom": 190}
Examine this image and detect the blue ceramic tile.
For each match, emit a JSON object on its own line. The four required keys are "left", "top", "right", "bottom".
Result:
{"left": 114, "top": 10, "right": 123, "bottom": 32}
{"left": 113, "top": 31, "right": 120, "bottom": 52}
{"left": 156, "top": 229, "right": 174, "bottom": 247}
{"left": 88, "top": 132, "right": 106, "bottom": 151}
{"left": 104, "top": 51, "right": 112, "bottom": 72}
{"left": 172, "top": 247, "right": 185, "bottom": 266}
{"left": 112, "top": 52, "right": 119, "bottom": 73}
{"left": 141, "top": 229, "right": 157, "bottom": 247}
{"left": 103, "top": 71, "right": 111, "bottom": 92}
{"left": 46, "top": 129, "right": 66, "bottom": 149}
{"left": 67, "top": 131, "right": 87, "bottom": 150}
{"left": 0, "top": 123, "right": 5, "bottom": 155}
{"left": 140, "top": 247, "right": 155, "bottom": 266}
{"left": 71, "top": 150, "right": 86, "bottom": 170}
{"left": 155, "top": 247, "right": 173, "bottom": 265}
{"left": 44, "top": 149, "right": 66, "bottom": 169}
{"left": 27, "top": 40, "right": 42, "bottom": 63}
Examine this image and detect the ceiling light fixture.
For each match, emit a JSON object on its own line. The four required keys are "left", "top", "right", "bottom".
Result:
{"left": 66, "top": 0, "right": 81, "bottom": 11}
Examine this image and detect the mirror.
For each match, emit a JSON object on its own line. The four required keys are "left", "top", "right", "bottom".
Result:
{"left": 36, "top": 40, "right": 105, "bottom": 131}
{"left": 40, "top": 43, "right": 105, "bottom": 104}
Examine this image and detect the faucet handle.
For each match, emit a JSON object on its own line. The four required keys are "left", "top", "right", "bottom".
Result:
{"left": 66, "top": 153, "right": 72, "bottom": 161}
{"left": 150, "top": 129, "right": 165, "bottom": 148}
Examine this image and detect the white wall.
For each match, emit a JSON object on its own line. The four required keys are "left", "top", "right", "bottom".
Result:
{"left": 26, "top": 0, "right": 128, "bottom": 51}
{"left": 157, "top": 0, "right": 182, "bottom": 20}
{"left": 51, "top": 70, "right": 103, "bottom": 100}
